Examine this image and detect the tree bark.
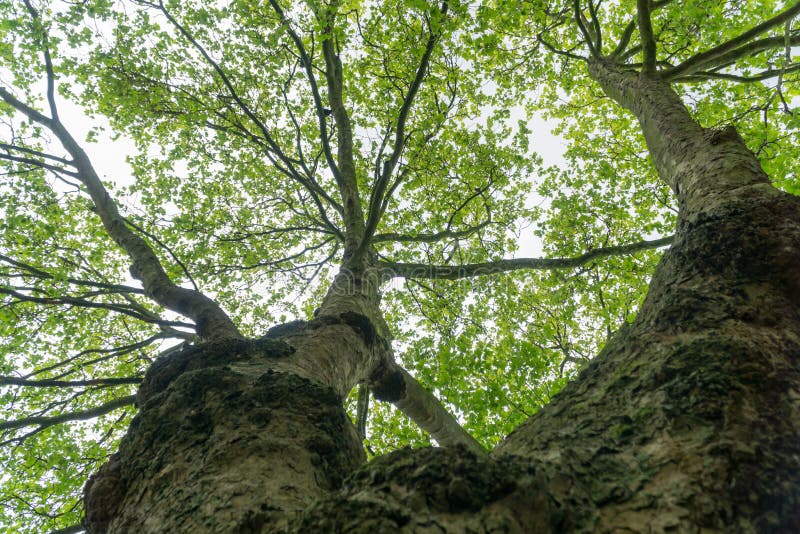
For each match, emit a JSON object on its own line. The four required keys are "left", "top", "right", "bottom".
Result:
{"left": 290, "top": 67, "right": 800, "bottom": 531}
{"left": 83, "top": 67, "right": 800, "bottom": 532}
{"left": 81, "top": 336, "right": 368, "bottom": 532}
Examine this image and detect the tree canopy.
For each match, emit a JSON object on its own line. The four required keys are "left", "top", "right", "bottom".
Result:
{"left": 1, "top": 0, "right": 798, "bottom": 531}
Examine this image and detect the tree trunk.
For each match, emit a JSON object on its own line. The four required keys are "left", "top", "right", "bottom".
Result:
{"left": 81, "top": 335, "right": 370, "bottom": 532}
{"left": 292, "top": 186, "right": 800, "bottom": 532}
{"left": 83, "top": 66, "right": 800, "bottom": 532}
{"left": 292, "top": 67, "right": 800, "bottom": 531}
{"left": 82, "top": 260, "right": 391, "bottom": 532}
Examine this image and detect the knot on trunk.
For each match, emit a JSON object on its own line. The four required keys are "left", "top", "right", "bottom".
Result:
{"left": 370, "top": 362, "right": 406, "bottom": 402}
{"left": 704, "top": 124, "right": 742, "bottom": 145}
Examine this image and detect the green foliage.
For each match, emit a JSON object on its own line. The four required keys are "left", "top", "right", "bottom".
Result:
{"left": 1, "top": 0, "right": 799, "bottom": 531}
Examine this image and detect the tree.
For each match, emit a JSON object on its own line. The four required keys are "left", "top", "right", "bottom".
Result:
{"left": 0, "top": 0, "right": 798, "bottom": 531}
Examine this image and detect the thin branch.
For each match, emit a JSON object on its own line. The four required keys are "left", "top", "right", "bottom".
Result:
{"left": 372, "top": 221, "right": 490, "bottom": 244}
{"left": 0, "top": 67, "right": 239, "bottom": 340}
{"left": 149, "top": 0, "right": 341, "bottom": 234}
{"left": 0, "top": 143, "right": 74, "bottom": 166}
{"left": 669, "top": 34, "right": 800, "bottom": 82}
{"left": 574, "top": 0, "right": 599, "bottom": 57}
{"left": 22, "top": 0, "right": 58, "bottom": 120}
{"left": 216, "top": 237, "right": 336, "bottom": 272}
{"left": 0, "top": 376, "right": 141, "bottom": 388}
{"left": 675, "top": 63, "right": 800, "bottom": 83}
{"left": 24, "top": 334, "right": 166, "bottom": 379}
{"left": 587, "top": 0, "right": 603, "bottom": 53}
{"left": 776, "top": 20, "right": 794, "bottom": 113}
{"left": 362, "top": 2, "right": 449, "bottom": 248}
{"left": 611, "top": 0, "right": 674, "bottom": 59}
{"left": 611, "top": 19, "right": 637, "bottom": 59}
{"left": 0, "top": 286, "right": 195, "bottom": 328}
{"left": 538, "top": 34, "right": 587, "bottom": 61}
{"left": 0, "top": 152, "right": 80, "bottom": 177}
{"left": 381, "top": 236, "right": 673, "bottom": 280}
{"left": 122, "top": 216, "right": 198, "bottom": 292}
{"left": 0, "top": 395, "right": 135, "bottom": 432}
{"left": 267, "top": 0, "right": 342, "bottom": 185}
{"left": 0, "top": 252, "right": 148, "bottom": 294}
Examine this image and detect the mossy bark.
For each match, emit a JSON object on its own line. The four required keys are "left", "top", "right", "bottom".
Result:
{"left": 84, "top": 69, "right": 800, "bottom": 532}
{"left": 290, "top": 185, "right": 800, "bottom": 532}
{"left": 83, "top": 339, "right": 365, "bottom": 532}
{"left": 291, "top": 69, "right": 800, "bottom": 531}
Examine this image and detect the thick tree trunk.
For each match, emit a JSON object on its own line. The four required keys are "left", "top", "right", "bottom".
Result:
{"left": 502, "top": 60, "right": 800, "bottom": 530}
{"left": 84, "top": 67, "right": 800, "bottom": 532}
{"left": 291, "top": 185, "right": 800, "bottom": 532}
{"left": 82, "top": 260, "right": 392, "bottom": 532}
{"left": 289, "top": 69, "right": 800, "bottom": 531}
{"left": 82, "top": 333, "right": 371, "bottom": 532}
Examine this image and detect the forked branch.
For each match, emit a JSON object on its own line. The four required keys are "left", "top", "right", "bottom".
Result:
{"left": 0, "top": 8, "right": 241, "bottom": 340}
{"left": 363, "top": 2, "right": 449, "bottom": 248}
{"left": 664, "top": 0, "right": 800, "bottom": 80}
{"left": 268, "top": 0, "right": 342, "bottom": 188}
{"left": 574, "top": 0, "right": 599, "bottom": 57}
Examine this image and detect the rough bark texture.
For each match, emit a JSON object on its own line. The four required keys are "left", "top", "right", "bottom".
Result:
{"left": 285, "top": 184, "right": 800, "bottom": 532}
{"left": 280, "top": 71, "right": 800, "bottom": 531}
{"left": 497, "top": 185, "right": 800, "bottom": 531}
{"left": 83, "top": 174, "right": 800, "bottom": 533}
{"left": 83, "top": 337, "right": 365, "bottom": 533}
{"left": 83, "top": 66, "right": 800, "bottom": 533}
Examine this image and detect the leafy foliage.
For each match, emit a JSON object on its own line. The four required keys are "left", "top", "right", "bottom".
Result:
{"left": 1, "top": 0, "right": 799, "bottom": 531}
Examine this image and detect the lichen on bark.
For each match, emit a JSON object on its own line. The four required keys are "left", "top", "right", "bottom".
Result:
{"left": 84, "top": 341, "right": 364, "bottom": 533}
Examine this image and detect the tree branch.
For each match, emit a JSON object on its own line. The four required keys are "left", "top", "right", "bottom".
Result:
{"left": 0, "top": 253, "right": 145, "bottom": 294}
{"left": 380, "top": 236, "right": 673, "bottom": 280}
{"left": 147, "top": 0, "right": 341, "bottom": 236}
{"left": 610, "top": 21, "right": 636, "bottom": 59}
{"left": 22, "top": 0, "right": 58, "bottom": 121}
{"left": 320, "top": 2, "right": 366, "bottom": 251}
{"left": 675, "top": 63, "right": 800, "bottom": 84}
{"left": 362, "top": 2, "right": 449, "bottom": 250}
{"left": 663, "top": 1, "right": 800, "bottom": 80}
{"left": 0, "top": 20, "right": 240, "bottom": 340}
{"left": 574, "top": 0, "right": 599, "bottom": 57}
{"left": 611, "top": 0, "right": 674, "bottom": 59}
{"left": 0, "top": 395, "right": 135, "bottom": 432}
{"left": 0, "top": 143, "right": 74, "bottom": 166}
{"left": 670, "top": 34, "right": 800, "bottom": 82}
{"left": 267, "top": 0, "right": 342, "bottom": 186}
{"left": 0, "top": 376, "right": 142, "bottom": 388}
{"left": 373, "top": 221, "right": 490, "bottom": 244}
{"left": 0, "top": 286, "right": 195, "bottom": 329}
{"left": 24, "top": 334, "right": 168, "bottom": 380}
{"left": 0, "top": 151, "right": 80, "bottom": 177}
{"left": 587, "top": 0, "right": 603, "bottom": 53}
{"left": 538, "top": 34, "right": 587, "bottom": 61}
{"left": 122, "top": 216, "right": 198, "bottom": 292}
{"left": 388, "top": 365, "right": 486, "bottom": 455}
{"left": 636, "top": 0, "right": 657, "bottom": 73}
